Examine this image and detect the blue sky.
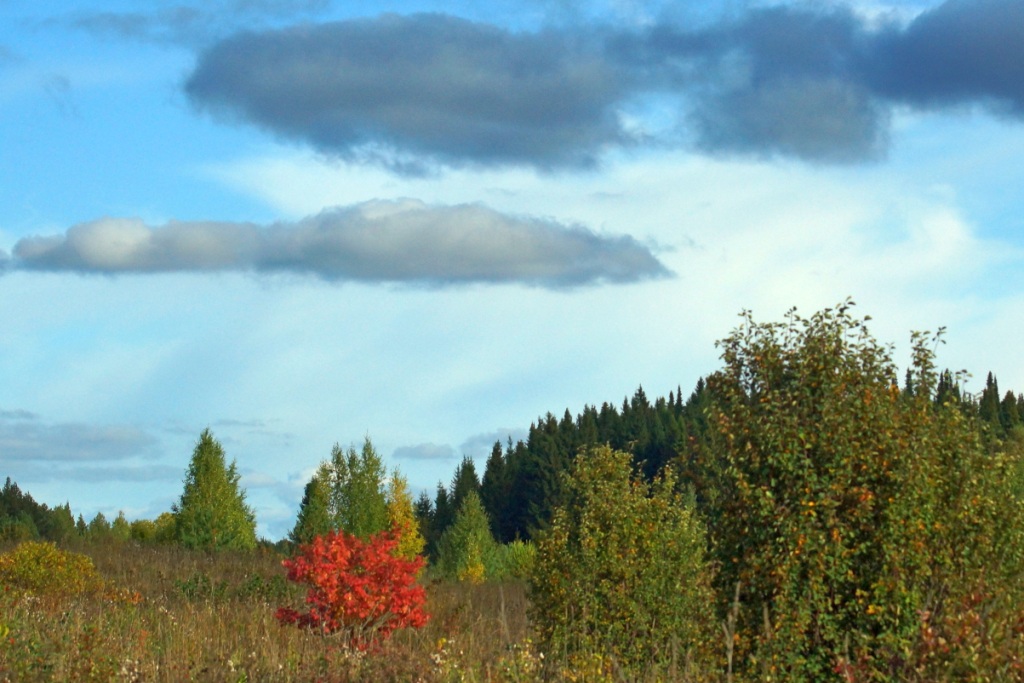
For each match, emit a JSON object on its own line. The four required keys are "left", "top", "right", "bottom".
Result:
{"left": 3, "top": 0, "right": 1024, "bottom": 539}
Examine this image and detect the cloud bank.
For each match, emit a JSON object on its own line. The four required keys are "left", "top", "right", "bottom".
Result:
{"left": 10, "top": 199, "right": 670, "bottom": 287}
{"left": 184, "top": 1, "right": 1024, "bottom": 167}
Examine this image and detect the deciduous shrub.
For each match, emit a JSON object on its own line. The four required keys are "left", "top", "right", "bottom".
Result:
{"left": 0, "top": 541, "right": 102, "bottom": 597}
{"left": 529, "top": 445, "right": 715, "bottom": 679}
{"left": 275, "top": 528, "right": 428, "bottom": 648}
{"left": 487, "top": 539, "right": 536, "bottom": 581}
{"left": 704, "top": 301, "right": 1024, "bottom": 680}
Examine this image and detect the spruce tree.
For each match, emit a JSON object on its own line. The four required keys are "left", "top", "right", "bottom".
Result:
{"left": 436, "top": 490, "right": 497, "bottom": 582}
{"left": 45, "top": 503, "right": 76, "bottom": 542}
{"left": 173, "top": 428, "right": 257, "bottom": 551}
{"left": 449, "top": 455, "right": 481, "bottom": 512}
{"left": 289, "top": 461, "right": 334, "bottom": 545}
{"left": 427, "top": 483, "right": 454, "bottom": 560}
{"left": 413, "top": 490, "right": 434, "bottom": 545}
{"left": 480, "top": 441, "right": 510, "bottom": 541}
{"left": 1001, "top": 389, "right": 1021, "bottom": 434}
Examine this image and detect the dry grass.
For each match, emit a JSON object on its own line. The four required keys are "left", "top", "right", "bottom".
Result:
{"left": 0, "top": 542, "right": 539, "bottom": 682}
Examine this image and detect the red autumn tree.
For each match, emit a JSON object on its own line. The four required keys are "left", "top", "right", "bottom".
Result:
{"left": 276, "top": 528, "right": 428, "bottom": 647}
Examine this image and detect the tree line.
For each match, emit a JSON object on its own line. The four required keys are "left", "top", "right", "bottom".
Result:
{"left": 4, "top": 300, "right": 1024, "bottom": 677}
{"left": 4, "top": 339, "right": 1024, "bottom": 559}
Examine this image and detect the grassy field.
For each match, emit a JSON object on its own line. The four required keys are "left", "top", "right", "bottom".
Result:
{"left": 0, "top": 542, "right": 544, "bottom": 683}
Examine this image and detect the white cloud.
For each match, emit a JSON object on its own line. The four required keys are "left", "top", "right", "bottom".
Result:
{"left": 11, "top": 200, "right": 669, "bottom": 287}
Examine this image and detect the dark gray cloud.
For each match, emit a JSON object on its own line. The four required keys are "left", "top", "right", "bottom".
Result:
{"left": 633, "top": 5, "right": 890, "bottom": 162}
{"left": 186, "top": 13, "right": 632, "bottom": 170}
{"left": 10, "top": 199, "right": 671, "bottom": 287}
{"left": 688, "top": 76, "right": 889, "bottom": 162}
{"left": 0, "top": 412, "right": 159, "bottom": 463}
{"left": 672, "top": 1, "right": 1024, "bottom": 160}
{"left": 183, "top": 2, "right": 1024, "bottom": 166}
{"left": 867, "top": 0, "right": 1024, "bottom": 114}
{"left": 393, "top": 443, "right": 457, "bottom": 462}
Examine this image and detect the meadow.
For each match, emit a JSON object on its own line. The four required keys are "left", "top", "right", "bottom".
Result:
{"left": 0, "top": 541, "right": 541, "bottom": 683}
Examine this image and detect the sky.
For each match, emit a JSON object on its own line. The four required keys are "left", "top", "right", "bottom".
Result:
{"left": 3, "top": 0, "right": 1024, "bottom": 539}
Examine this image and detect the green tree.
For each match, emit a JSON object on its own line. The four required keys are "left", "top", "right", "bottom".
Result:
{"left": 1001, "top": 389, "right": 1021, "bottom": 434}
{"left": 43, "top": 503, "right": 76, "bottom": 543}
{"left": 289, "top": 461, "right": 334, "bottom": 545}
{"left": 75, "top": 514, "right": 87, "bottom": 537}
{"left": 449, "top": 455, "right": 480, "bottom": 513}
{"left": 425, "top": 483, "right": 453, "bottom": 561}
{"left": 0, "top": 478, "right": 49, "bottom": 541}
{"left": 480, "top": 441, "right": 512, "bottom": 542}
{"left": 0, "top": 511, "right": 38, "bottom": 542}
{"left": 173, "top": 429, "right": 257, "bottom": 551}
{"left": 704, "top": 302, "right": 1024, "bottom": 680}
{"left": 529, "top": 445, "right": 714, "bottom": 678}
{"left": 413, "top": 490, "right": 434, "bottom": 550}
{"left": 330, "top": 438, "right": 388, "bottom": 539}
{"left": 87, "top": 511, "right": 112, "bottom": 543}
{"left": 153, "top": 512, "right": 177, "bottom": 543}
{"left": 111, "top": 511, "right": 131, "bottom": 543}
{"left": 436, "top": 490, "right": 497, "bottom": 583}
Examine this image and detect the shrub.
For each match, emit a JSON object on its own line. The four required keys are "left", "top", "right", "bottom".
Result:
{"left": 0, "top": 541, "right": 103, "bottom": 597}
{"left": 704, "top": 302, "right": 1024, "bottom": 680}
{"left": 275, "top": 529, "right": 429, "bottom": 648}
{"left": 487, "top": 539, "right": 536, "bottom": 581}
{"left": 529, "top": 445, "right": 715, "bottom": 679}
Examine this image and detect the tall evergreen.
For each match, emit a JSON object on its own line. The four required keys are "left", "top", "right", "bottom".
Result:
{"left": 1001, "top": 390, "right": 1021, "bottom": 434}
{"left": 289, "top": 461, "right": 334, "bottom": 545}
{"left": 449, "top": 455, "right": 481, "bottom": 513}
{"left": 480, "top": 441, "right": 511, "bottom": 542}
{"left": 980, "top": 372, "right": 1003, "bottom": 435}
{"left": 413, "top": 490, "right": 434, "bottom": 548}
{"left": 427, "top": 483, "right": 455, "bottom": 561}
{"left": 173, "top": 428, "right": 258, "bottom": 551}
{"left": 45, "top": 503, "right": 76, "bottom": 542}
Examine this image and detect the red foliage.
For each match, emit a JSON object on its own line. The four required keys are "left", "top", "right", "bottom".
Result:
{"left": 275, "top": 528, "right": 428, "bottom": 647}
